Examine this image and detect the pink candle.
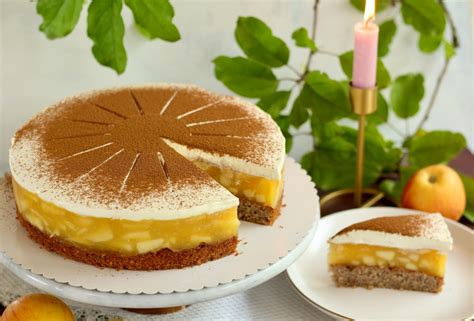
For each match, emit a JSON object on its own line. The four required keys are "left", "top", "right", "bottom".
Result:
{"left": 352, "top": 1, "right": 379, "bottom": 88}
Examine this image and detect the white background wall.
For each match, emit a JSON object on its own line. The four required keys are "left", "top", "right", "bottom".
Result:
{"left": 1, "top": 0, "right": 472, "bottom": 171}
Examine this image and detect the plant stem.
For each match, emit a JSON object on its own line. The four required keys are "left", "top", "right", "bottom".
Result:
{"left": 412, "top": 58, "right": 451, "bottom": 136}
{"left": 280, "top": 77, "right": 299, "bottom": 82}
{"left": 385, "top": 122, "right": 404, "bottom": 138}
{"left": 300, "top": 0, "right": 320, "bottom": 80}
{"left": 439, "top": 0, "right": 459, "bottom": 48}
{"left": 286, "top": 64, "right": 302, "bottom": 77}
{"left": 317, "top": 49, "right": 339, "bottom": 57}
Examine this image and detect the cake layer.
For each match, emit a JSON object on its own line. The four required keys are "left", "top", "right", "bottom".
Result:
{"left": 193, "top": 160, "right": 284, "bottom": 208}
{"left": 238, "top": 197, "right": 282, "bottom": 225}
{"left": 328, "top": 243, "right": 446, "bottom": 277}
{"left": 9, "top": 84, "right": 285, "bottom": 220}
{"left": 14, "top": 180, "right": 239, "bottom": 254}
{"left": 329, "top": 214, "right": 453, "bottom": 251}
{"left": 330, "top": 265, "right": 443, "bottom": 293}
{"left": 18, "top": 213, "right": 237, "bottom": 270}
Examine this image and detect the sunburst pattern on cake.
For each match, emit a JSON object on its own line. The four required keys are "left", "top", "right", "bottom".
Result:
{"left": 9, "top": 84, "right": 285, "bottom": 220}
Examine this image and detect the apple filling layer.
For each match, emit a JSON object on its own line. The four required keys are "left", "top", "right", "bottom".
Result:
{"left": 193, "top": 161, "right": 283, "bottom": 208}
{"left": 328, "top": 244, "right": 447, "bottom": 277}
{"left": 12, "top": 180, "right": 239, "bottom": 255}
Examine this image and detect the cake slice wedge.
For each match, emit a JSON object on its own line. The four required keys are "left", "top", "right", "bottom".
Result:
{"left": 327, "top": 213, "right": 453, "bottom": 293}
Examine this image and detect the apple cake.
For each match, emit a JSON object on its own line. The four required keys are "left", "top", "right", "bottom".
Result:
{"left": 9, "top": 84, "right": 285, "bottom": 270}
{"left": 328, "top": 214, "right": 453, "bottom": 293}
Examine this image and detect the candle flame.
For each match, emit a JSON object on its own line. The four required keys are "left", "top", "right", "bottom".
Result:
{"left": 364, "top": 0, "right": 376, "bottom": 24}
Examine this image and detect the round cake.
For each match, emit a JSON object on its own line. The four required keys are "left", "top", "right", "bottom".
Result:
{"left": 9, "top": 84, "right": 285, "bottom": 270}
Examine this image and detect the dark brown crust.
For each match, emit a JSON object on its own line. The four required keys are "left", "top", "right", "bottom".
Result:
{"left": 17, "top": 213, "right": 237, "bottom": 271}
{"left": 334, "top": 214, "right": 442, "bottom": 238}
{"left": 238, "top": 195, "right": 282, "bottom": 225}
{"left": 330, "top": 264, "right": 443, "bottom": 293}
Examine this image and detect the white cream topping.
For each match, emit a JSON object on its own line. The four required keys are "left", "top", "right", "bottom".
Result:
{"left": 163, "top": 139, "right": 285, "bottom": 180}
{"left": 329, "top": 214, "right": 453, "bottom": 252}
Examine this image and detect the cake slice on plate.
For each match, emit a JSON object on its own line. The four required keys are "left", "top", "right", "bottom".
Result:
{"left": 327, "top": 213, "right": 453, "bottom": 293}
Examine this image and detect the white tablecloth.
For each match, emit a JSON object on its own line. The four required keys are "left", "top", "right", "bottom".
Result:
{"left": 0, "top": 264, "right": 334, "bottom": 320}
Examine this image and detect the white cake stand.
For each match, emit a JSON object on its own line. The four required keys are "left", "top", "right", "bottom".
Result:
{"left": 0, "top": 157, "right": 320, "bottom": 308}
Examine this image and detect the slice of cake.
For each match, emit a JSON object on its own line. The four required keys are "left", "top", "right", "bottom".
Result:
{"left": 9, "top": 84, "right": 285, "bottom": 270}
{"left": 327, "top": 214, "right": 453, "bottom": 293}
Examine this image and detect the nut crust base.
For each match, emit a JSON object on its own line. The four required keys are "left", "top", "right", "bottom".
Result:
{"left": 330, "top": 264, "right": 443, "bottom": 293}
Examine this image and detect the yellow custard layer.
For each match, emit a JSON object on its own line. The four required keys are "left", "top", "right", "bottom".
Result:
{"left": 12, "top": 180, "right": 239, "bottom": 255}
{"left": 328, "top": 244, "right": 446, "bottom": 277}
{"left": 194, "top": 161, "right": 283, "bottom": 208}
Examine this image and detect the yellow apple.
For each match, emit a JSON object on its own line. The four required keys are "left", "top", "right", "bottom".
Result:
{"left": 2, "top": 293, "right": 74, "bottom": 321}
{"left": 401, "top": 164, "right": 466, "bottom": 221}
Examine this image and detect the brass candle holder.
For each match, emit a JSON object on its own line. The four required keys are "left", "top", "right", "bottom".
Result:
{"left": 320, "top": 83, "right": 386, "bottom": 209}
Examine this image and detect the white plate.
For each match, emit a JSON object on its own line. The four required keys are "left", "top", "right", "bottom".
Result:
{"left": 287, "top": 207, "right": 474, "bottom": 320}
{"left": 0, "top": 157, "right": 320, "bottom": 295}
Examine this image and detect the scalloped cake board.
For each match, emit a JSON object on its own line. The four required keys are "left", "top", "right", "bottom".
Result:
{"left": 0, "top": 157, "right": 320, "bottom": 294}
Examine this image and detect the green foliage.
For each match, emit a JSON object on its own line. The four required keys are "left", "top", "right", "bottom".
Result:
{"left": 390, "top": 73, "right": 424, "bottom": 118}
{"left": 87, "top": 0, "right": 127, "bottom": 74}
{"left": 408, "top": 131, "right": 467, "bottom": 167}
{"left": 460, "top": 174, "right": 474, "bottom": 223}
{"left": 401, "top": 0, "right": 446, "bottom": 53}
{"left": 304, "top": 71, "right": 351, "bottom": 122}
{"left": 339, "top": 51, "right": 391, "bottom": 89}
{"left": 37, "top": 0, "right": 181, "bottom": 73}
{"left": 124, "top": 0, "right": 180, "bottom": 42}
{"left": 37, "top": 0, "right": 83, "bottom": 39}
{"left": 444, "top": 40, "right": 456, "bottom": 59}
{"left": 257, "top": 91, "right": 291, "bottom": 118}
{"left": 378, "top": 20, "right": 397, "bottom": 57}
{"left": 292, "top": 28, "right": 317, "bottom": 53}
{"left": 418, "top": 33, "right": 442, "bottom": 53}
{"left": 302, "top": 124, "right": 401, "bottom": 190}
{"left": 275, "top": 115, "right": 293, "bottom": 152}
{"left": 235, "top": 17, "right": 290, "bottom": 67}
{"left": 213, "top": 56, "right": 278, "bottom": 98}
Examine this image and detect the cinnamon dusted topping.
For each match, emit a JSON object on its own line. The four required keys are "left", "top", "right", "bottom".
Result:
{"left": 334, "top": 214, "right": 450, "bottom": 239}
{"left": 9, "top": 84, "right": 285, "bottom": 219}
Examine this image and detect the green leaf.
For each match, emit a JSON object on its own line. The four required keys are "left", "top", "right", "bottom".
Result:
{"left": 235, "top": 17, "right": 289, "bottom": 67}
{"left": 303, "top": 124, "right": 401, "bottom": 190}
{"left": 257, "top": 91, "right": 291, "bottom": 118}
{"left": 418, "top": 33, "right": 442, "bottom": 53}
{"left": 349, "top": 0, "right": 390, "bottom": 12}
{"left": 338, "top": 51, "right": 391, "bottom": 89}
{"left": 305, "top": 71, "right": 351, "bottom": 122}
{"left": 213, "top": 56, "right": 278, "bottom": 98}
{"left": 275, "top": 115, "right": 293, "bottom": 152}
{"left": 292, "top": 27, "right": 317, "bottom": 53}
{"left": 289, "top": 85, "right": 312, "bottom": 128}
{"left": 408, "top": 131, "right": 466, "bottom": 167}
{"left": 37, "top": 0, "right": 83, "bottom": 39}
{"left": 460, "top": 174, "right": 474, "bottom": 222}
{"left": 378, "top": 20, "right": 396, "bottom": 57}
{"left": 367, "top": 92, "right": 388, "bottom": 125}
{"left": 87, "top": 0, "right": 127, "bottom": 74}
{"left": 401, "top": 0, "right": 446, "bottom": 36}
{"left": 444, "top": 40, "right": 456, "bottom": 60}
{"left": 124, "top": 0, "right": 180, "bottom": 42}
{"left": 390, "top": 73, "right": 424, "bottom": 119}
{"left": 311, "top": 120, "right": 344, "bottom": 141}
